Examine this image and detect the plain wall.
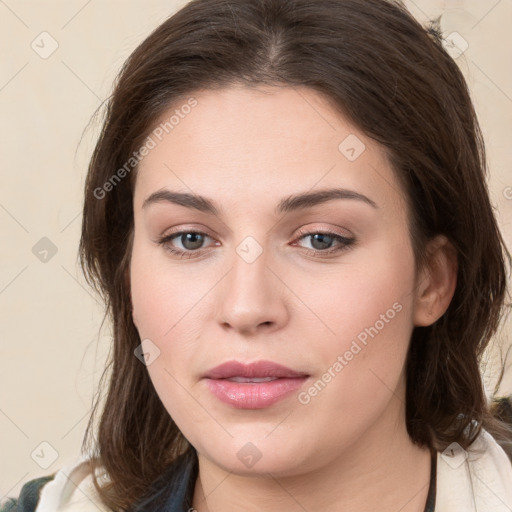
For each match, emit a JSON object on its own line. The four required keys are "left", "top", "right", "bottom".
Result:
{"left": 1, "top": 0, "right": 511, "bottom": 499}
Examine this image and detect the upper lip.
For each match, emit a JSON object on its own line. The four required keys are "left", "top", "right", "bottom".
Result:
{"left": 203, "top": 360, "right": 309, "bottom": 379}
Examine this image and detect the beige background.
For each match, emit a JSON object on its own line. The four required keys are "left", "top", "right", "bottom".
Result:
{"left": 0, "top": 0, "right": 511, "bottom": 499}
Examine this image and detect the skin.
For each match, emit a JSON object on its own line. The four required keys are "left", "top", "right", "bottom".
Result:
{"left": 130, "top": 84, "right": 457, "bottom": 512}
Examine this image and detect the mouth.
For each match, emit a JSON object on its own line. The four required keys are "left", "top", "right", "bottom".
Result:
{"left": 203, "top": 360, "right": 310, "bottom": 409}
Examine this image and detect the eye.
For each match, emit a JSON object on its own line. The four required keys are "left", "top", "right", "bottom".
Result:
{"left": 156, "top": 231, "right": 217, "bottom": 258}
{"left": 293, "top": 229, "right": 356, "bottom": 257}
{"left": 156, "top": 228, "right": 356, "bottom": 259}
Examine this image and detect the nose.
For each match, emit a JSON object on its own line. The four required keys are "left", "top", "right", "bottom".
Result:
{"left": 217, "top": 245, "right": 289, "bottom": 336}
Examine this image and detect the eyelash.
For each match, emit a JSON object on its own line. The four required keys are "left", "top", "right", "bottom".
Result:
{"left": 155, "top": 228, "right": 356, "bottom": 259}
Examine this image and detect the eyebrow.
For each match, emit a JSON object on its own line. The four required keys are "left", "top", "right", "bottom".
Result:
{"left": 142, "top": 187, "right": 378, "bottom": 215}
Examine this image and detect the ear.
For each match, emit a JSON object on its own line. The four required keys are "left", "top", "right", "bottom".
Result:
{"left": 413, "top": 235, "right": 458, "bottom": 327}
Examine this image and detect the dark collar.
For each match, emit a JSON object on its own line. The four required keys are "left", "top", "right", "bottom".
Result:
{"left": 423, "top": 446, "right": 437, "bottom": 512}
{"left": 128, "top": 448, "right": 198, "bottom": 512}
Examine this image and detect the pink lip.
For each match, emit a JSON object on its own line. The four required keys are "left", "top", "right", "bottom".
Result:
{"left": 203, "top": 360, "right": 309, "bottom": 409}
{"left": 204, "top": 360, "right": 307, "bottom": 379}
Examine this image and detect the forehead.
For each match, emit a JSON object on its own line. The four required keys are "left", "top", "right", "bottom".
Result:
{"left": 133, "top": 85, "right": 402, "bottom": 214}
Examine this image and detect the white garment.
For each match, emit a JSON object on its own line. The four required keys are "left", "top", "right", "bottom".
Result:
{"left": 436, "top": 429, "right": 512, "bottom": 511}
{"left": 34, "top": 457, "right": 110, "bottom": 512}
{"left": 34, "top": 429, "right": 512, "bottom": 511}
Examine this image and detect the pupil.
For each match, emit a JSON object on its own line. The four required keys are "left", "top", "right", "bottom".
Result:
{"left": 311, "top": 233, "right": 332, "bottom": 250}
{"left": 183, "top": 233, "right": 203, "bottom": 250}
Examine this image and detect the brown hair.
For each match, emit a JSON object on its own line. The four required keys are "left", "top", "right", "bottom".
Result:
{"left": 79, "top": 0, "right": 511, "bottom": 509}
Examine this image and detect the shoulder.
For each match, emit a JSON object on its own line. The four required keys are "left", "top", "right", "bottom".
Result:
{"left": 0, "top": 457, "right": 111, "bottom": 512}
{"left": 436, "top": 428, "right": 512, "bottom": 511}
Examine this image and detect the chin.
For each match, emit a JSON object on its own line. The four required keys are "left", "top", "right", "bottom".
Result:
{"left": 194, "top": 434, "right": 317, "bottom": 477}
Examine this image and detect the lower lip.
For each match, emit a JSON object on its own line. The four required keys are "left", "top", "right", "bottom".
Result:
{"left": 205, "top": 377, "right": 309, "bottom": 409}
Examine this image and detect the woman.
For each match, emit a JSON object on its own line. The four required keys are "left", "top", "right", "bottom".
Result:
{"left": 2, "top": 0, "right": 512, "bottom": 510}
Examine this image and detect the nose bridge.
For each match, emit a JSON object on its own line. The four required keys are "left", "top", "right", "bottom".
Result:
{"left": 217, "top": 235, "right": 287, "bottom": 334}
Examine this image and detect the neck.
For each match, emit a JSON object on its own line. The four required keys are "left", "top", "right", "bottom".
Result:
{"left": 191, "top": 399, "right": 432, "bottom": 512}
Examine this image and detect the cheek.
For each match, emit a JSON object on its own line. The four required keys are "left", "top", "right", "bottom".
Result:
{"left": 295, "top": 237, "right": 416, "bottom": 397}
{"left": 129, "top": 237, "right": 215, "bottom": 380}
{"left": 130, "top": 235, "right": 196, "bottom": 341}
{"left": 298, "top": 237, "right": 415, "bottom": 350}
{"left": 130, "top": 243, "right": 209, "bottom": 428}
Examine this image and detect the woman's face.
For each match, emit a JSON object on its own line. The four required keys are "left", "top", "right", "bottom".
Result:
{"left": 130, "top": 84, "right": 425, "bottom": 475}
